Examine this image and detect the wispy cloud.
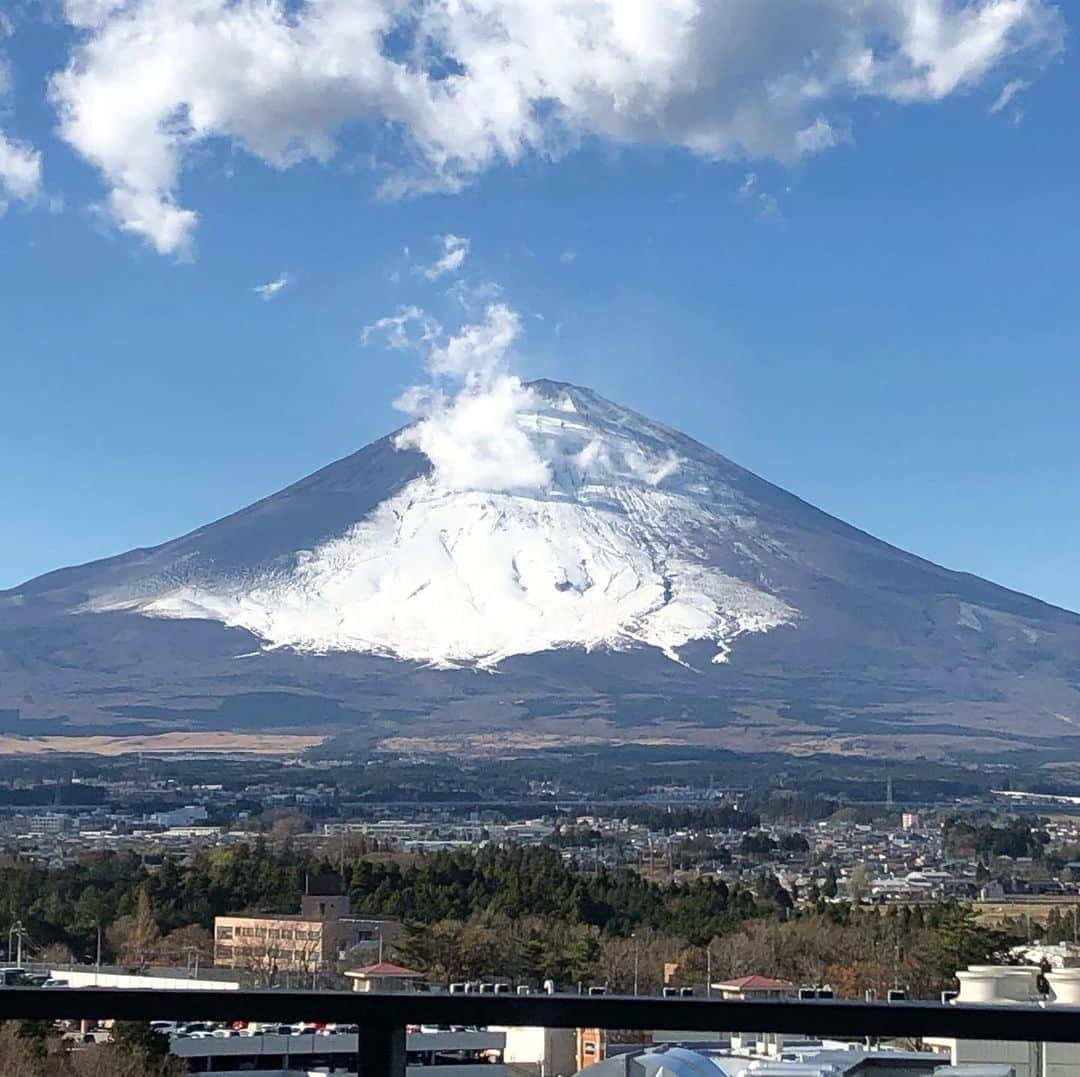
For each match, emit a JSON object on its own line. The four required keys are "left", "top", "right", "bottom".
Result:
{"left": 0, "top": 48, "right": 43, "bottom": 212}
{"left": 446, "top": 277, "right": 503, "bottom": 314}
{"left": 422, "top": 234, "right": 470, "bottom": 280}
{"left": 989, "top": 79, "right": 1029, "bottom": 115}
{"left": 737, "top": 172, "right": 783, "bottom": 223}
{"left": 560, "top": 248, "right": 577, "bottom": 264}
{"left": 0, "top": 131, "right": 41, "bottom": 211}
{"left": 362, "top": 305, "right": 441, "bottom": 351}
{"left": 756, "top": 193, "right": 782, "bottom": 222}
{"left": 253, "top": 273, "right": 291, "bottom": 301}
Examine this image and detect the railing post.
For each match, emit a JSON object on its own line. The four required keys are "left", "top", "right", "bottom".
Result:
{"left": 357, "top": 1019, "right": 406, "bottom": 1077}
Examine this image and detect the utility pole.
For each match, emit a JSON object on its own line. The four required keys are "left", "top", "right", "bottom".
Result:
{"left": 705, "top": 946, "right": 712, "bottom": 998}
{"left": 632, "top": 934, "right": 639, "bottom": 997}
{"left": 185, "top": 946, "right": 201, "bottom": 979}
{"left": 7, "top": 921, "right": 27, "bottom": 969}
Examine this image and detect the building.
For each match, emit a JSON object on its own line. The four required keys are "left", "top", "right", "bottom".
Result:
{"left": 925, "top": 964, "right": 1080, "bottom": 1077}
{"left": 149, "top": 805, "right": 210, "bottom": 828}
{"left": 25, "top": 812, "right": 70, "bottom": 835}
{"left": 701, "top": 977, "right": 797, "bottom": 1057}
{"left": 577, "top": 1029, "right": 654, "bottom": 1072}
{"left": 346, "top": 961, "right": 426, "bottom": 993}
{"left": 49, "top": 968, "right": 239, "bottom": 991}
{"left": 577, "top": 1029, "right": 606, "bottom": 1072}
{"left": 709, "top": 976, "right": 796, "bottom": 1001}
{"left": 575, "top": 1041, "right": 1020, "bottom": 1077}
{"left": 499, "top": 1026, "right": 577, "bottom": 1077}
{"left": 213, "top": 893, "right": 400, "bottom": 978}
{"left": 170, "top": 1026, "right": 507, "bottom": 1077}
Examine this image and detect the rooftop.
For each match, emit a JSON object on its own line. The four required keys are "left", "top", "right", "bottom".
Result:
{"left": 713, "top": 975, "right": 795, "bottom": 991}
{"left": 347, "top": 962, "right": 423, "bottom": 979}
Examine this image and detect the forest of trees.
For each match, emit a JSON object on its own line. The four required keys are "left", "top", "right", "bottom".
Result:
{"left": 0, "top": 842, "right": 1009, "bottom": 998}
{"left": 943, "top": 817, "right": 1051, "bottom": 861}
{"left": 0, "top": 844, "right": 779, "bottom": 959}
{"left": 0, "top": 1020, "right": 181, "bottom": 1077}
{"left": 611, "top": 804, "right": 760, "bottom": 832}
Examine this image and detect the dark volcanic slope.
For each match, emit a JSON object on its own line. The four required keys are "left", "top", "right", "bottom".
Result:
{"left": 2, "top": 380, "right": 1078, "bottom": 759}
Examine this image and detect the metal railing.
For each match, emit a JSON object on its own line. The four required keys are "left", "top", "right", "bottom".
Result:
{"left": 3, "top": 988, "right": 1080, "bottom": 1076}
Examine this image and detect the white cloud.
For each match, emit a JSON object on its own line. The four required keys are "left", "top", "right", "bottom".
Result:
{"left": 427, "top": 302, "right": 520, "bottom": 383}
{"left": 105, "top": 185, "right": 195, "bottom": 257}
{"left": 445, "top": 277, "right": 503, "bottom": 314}
{"left": 0, "top": 49, "right": 43, "bottom": 211}
{"left": 795, "top": 117, "right": 845, "bottom": 156}
{"left": 737, "top": 173, "right": 759, "bottom": 200}
{"left": 0, "top": 131, "right": 42, "bottom": 209}
{"left": 989, "top": 78, "right": 1030, "bottom": 113}
{"left": 389, "top": 293, "right": 685, "bottom": 495}
{"left": 63, "top": 0, "right": 129, "bottom": 28}
{"left": 254, "top": 273, "right": 291, "bottom": 301}
{"left": 755, "top": 193, "right": 782, "bottom": 223}
{"left": 421, "top": 233, "right": 470, "bottom": 280}
{"left": 396, "top": 368, "right": 551, "bottom": 493}
{"left": 50, "top": 0, "right": 1065, "bottom": 256}
{"left": 394, "top": 302, "right": 552, "bottom": 493}
{"left": 737, "top": 171, "right": 782, "bottom": 222}
{"left": 362, "top": 305, "right": 442, "bottom": 351}
{"left": 560, "top": 248, "right": 577, "bottom": 263}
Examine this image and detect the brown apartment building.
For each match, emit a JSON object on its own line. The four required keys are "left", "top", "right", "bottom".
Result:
{"left": 214, "top": 893, "right": 400, "bottom": 979}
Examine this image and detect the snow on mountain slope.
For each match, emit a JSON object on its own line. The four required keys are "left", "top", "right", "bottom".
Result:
{"left": 6, "top": 378, "right": 1080, "bottom": 753}
{"left": 97, "top": 383, "right": 796, "bottom": 667}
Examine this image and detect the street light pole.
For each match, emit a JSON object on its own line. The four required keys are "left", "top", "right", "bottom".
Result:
{"left": 633, "top": 934, "right": 639, "bottom": 997}
{"left": 8, "top": 921, "right": 25, "bottom": 969}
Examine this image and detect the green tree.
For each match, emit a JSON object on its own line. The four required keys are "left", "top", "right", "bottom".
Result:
{"left": 110, "top": 1023, "right": 169, "bottom": 1063}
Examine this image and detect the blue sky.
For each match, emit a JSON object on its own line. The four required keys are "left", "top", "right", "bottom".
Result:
{"left": 2, "top": 1, "right": 1079, "bottom": 612}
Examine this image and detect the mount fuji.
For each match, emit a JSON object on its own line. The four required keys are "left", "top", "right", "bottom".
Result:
{"left": 3, "top": 380, "right": 1080, "bottom": 759}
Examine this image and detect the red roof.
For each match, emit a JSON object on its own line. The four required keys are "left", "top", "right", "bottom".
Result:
{"left": 714, "top": 975, "right": 794, "bottom": 990}
{"left": 347, "top": 962, "right": 423, "bottom": 978}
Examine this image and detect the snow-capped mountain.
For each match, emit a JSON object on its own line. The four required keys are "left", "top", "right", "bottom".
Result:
{"left": 91, "top": 382, "right": 795, "bottom": 667}
{"left": 3, "top": 380, "right": 1080, "bottom": 759}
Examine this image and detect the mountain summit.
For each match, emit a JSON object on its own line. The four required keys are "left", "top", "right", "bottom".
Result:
{"left": 3, "top": 381, "right": 1079, "bottom": 759}
{"left": 89, "top": 380, "right": 796, "bottom": 668}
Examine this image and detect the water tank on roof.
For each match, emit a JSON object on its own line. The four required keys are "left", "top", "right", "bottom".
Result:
{"left": 955, "top": 965, "right": 1041, "bottom": 1004}
{"left": 1045, "top": 968, "right": 1080, "bottom": 1004}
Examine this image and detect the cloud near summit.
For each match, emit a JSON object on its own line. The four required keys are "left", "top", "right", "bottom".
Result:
{"left": 51, "top": 0, "right": 1064, "bottom": 257}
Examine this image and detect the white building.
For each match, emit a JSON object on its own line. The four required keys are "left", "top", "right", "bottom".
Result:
{"left": 149, "top": 805, "right": 210, "bottom": 828}
{"left": 50, "top": 968, "right": 239, "bottom": 991}
{"left": 497, "top": 1026, "right": 577, "bottom": 1077}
